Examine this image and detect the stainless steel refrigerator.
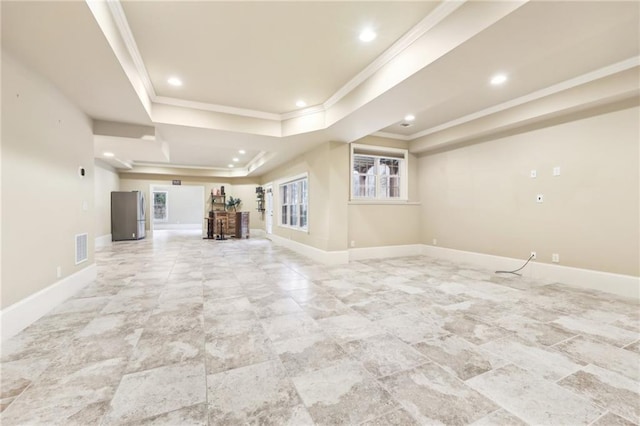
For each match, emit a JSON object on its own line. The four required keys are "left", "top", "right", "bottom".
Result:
{"left": 111, "top": 191, "right": 146, "bottom": 241}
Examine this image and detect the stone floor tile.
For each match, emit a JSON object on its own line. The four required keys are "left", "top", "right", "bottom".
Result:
{"left": 470, "top": 409, "right": 527, "bottom": 425}
{"left": 342, "top": 333, "right": 428, "bottom": 378}
{"left": 205, "top": 327, "right": 276, "bottom": 374}
{"left": 317, "top": 314, "right": 384, "bottom": 345}
{"left": 591, "top": 412, "right": 638, "bottom": 426}
{"left": 466, "top": 364, "right": 604, "bottom": 425}
{"left": 380, "top": 362, "right": 498, "bottom": 425}
{"left": 553, "top": 336, "right": 640, "bottom": 381}
{"left": 260, "top": 312, "right": 321, "bottom": 342}
{"left": 360, "top": 408, "right": 420, "bottom": 426}
{"left": 376, "top": 313, "right": 447, "bottom": 344}
{"left": 413, "top": 334, "right": 506, "bottom": 380}
{"left": 206, "top": 360, "right": 303, "bottom": 424}
{"left": 104, "top": 361, "right": 206, "bottom": 424}
{"left": 274, "top": 332, "right": 348, "bottom": 376}
{"left": 558, "top": 364, "right": 640, "bottom": 423}
{"left": 292, "top": 359, "right": 399, "bottom": 425}
{"left": 480, "top": 336, "right": 582, "bottom": 381}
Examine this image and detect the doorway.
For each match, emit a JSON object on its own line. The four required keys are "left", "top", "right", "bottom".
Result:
{"left": 149, "top": 184, "right": 205, "bottom": 236}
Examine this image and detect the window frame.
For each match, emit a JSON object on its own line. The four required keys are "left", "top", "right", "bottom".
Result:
{"left": 278, "top": 173, "right": 309, "bottom": 232}
{"left": 152, "top": 190, "right": 169, "bottom": 222}
{"left": 350, "top": 144, "right": 408, "bottom": 201}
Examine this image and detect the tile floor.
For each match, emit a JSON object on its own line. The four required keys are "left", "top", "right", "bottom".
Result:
{"left": 1, "top": 231, "right": 639, "bottom": 425}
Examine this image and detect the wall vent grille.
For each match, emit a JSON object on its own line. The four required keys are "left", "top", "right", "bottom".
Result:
{"left": 75, "top": 233, "right": 88, "bottom": 264}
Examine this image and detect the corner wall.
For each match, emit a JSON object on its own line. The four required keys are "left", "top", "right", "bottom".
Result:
{"left": 347, "top": 136, "right": 422, "bottom": 250}
{"left": 418, "top": 104, "right": 640, "bottom": 277}
{"left": 260, "top": 141, "right": 350, "bottom": 252}
{"left": 1, "top": 51, "right": 95, "bottom": 310}
{"left": 94, "top": 159, "right": 119, "bottom": 243}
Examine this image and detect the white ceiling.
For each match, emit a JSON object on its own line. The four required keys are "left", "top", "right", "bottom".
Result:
{"left": 2, "top": 1, "right": 638, "bottom": 177}
{"left": 121, "top": 1, "right": 439, "bottom": 114}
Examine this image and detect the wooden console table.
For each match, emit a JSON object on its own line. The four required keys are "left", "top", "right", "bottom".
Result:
{"left": 204, "top": 211, "right": 249, "bottom": 239}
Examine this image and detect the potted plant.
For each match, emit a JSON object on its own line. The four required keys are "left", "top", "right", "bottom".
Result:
{"left": 226, "top": 196, "right": 242, "bottom": 212}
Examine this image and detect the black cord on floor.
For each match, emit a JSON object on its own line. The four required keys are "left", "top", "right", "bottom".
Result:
{"left": 495, "top": 254, "right": 535, "bottom": 276}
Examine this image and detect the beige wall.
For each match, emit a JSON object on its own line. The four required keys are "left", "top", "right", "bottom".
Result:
{"left": 1, "top": 52, "right": 95, "bottom": 309}
{"left": 261, "top": 141, "right": 350, "bottom": 252}
{"left": 347, "top": 135, "right": 422, "bottom": 248}
{"left": 118, "top": 175, "right": 262, "bottom": 233}
{"left": 418, "top": 105, "right": 640, "bottom": 276}
{"left": 94, "top": 160, "right": 120, "bottom": 238}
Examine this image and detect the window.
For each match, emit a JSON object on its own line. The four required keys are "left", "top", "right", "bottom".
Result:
{"left": 351, "top": 144, "right": 408, "bottom": 200}
{"left": 153, "top": 191, "right": 168, "bottom": 222}
{"left": 279, "top": 175, "right": 308, "bottom": 231}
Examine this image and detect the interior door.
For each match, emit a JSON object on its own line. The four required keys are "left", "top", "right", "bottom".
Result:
{"left": 265, "top": 187, "right": 273, "bottom": 234}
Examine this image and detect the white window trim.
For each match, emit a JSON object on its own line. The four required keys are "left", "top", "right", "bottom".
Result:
{"left": 277, "top": 172, "right": 309, "bottom": 233}
{"left": 350, "top": 144, "right": 408, "bottom": 201}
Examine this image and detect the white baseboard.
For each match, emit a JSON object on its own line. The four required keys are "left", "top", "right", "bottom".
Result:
{"left": 349, "top": 244, "right": 423, "bottom": 261}
{"left": 422, "top": 245, "right": 639, "bottom": 300}
{"left": 95, "top": 234, "right": 112, "bottom": 249}
{"left": 267, "top": 234, "right": 348, "bottom": 265}
{"left": 0, "top": 264, "right": 97, "bottom": 342}
{"left": 153, "top": 223, "right": 202, "bottom": 230}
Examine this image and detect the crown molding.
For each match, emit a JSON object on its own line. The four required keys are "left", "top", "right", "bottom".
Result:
{"left": 281, "top": 105, "right": 326, "bottom": 121}
{"left": 104, "top": 0, "right": 466, "bottom": 126}
{"left": 372, "top": 131, "right": 411, "bottom": 141}
{"left": 106, "top": 0, "right": 157, "bottom": 100}
{"left": 323, "top": 0, "right": 466, "bottom": 111}
{"left": 408, "top": 56, "right": 640, "bottom": 141}
{"left": 154, "top": 96, "right": 282, "bottom": 121}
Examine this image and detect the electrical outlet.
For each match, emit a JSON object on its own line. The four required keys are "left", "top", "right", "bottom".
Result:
{"left": 553, "top": 166, "right": 561, "bottom": 176}
{"left": 530, "top": 251, "right": 537, "bottom": 260}
{"left": 536, "top": 194, "right": 544, "bottom": 203}
{"left": 432, "top": 238, "right": 437, "bottom": 246}
{"left": 552, "top": 253, "right": 560, "bottom": 263}
{"left": 56, "top": 266, "right": 62, "bottom": 278}
{"left": 350, "top": 240, "right": 356, "bottom": 248}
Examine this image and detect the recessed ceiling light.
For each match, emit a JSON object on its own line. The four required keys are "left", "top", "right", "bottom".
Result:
{"left": 238, "top": 150, "right": 246, "bottom": 154}
{"left": 168, "top": 77, "right": 183, "bottom": 87}
{"left": 103, "top": 152, "right": 114, "bottom": 157}
{"left": 490, "top": 74, "right": 507, "bottom": 86}
{"left": 233, "top": 158, "right": 239, "bottom": 162}
{"left": 296, "top": 100, "right": 307, "bottom": 108}
{"left": 359, "top": 28, "right": 377, "bottom": 42}
{"left": 228, "top": 164, "right": 234, "bottom": 168}
{"left": 404, "top": 114, "right": 415, "bottom": 122}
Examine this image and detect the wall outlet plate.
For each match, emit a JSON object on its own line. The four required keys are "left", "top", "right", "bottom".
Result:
{"left": 536, "top": 194, "right": 544, "bottom": 203}
{"left": 552, "top": 253, "right": 560, "bottom": 263}
{"left": 530, "top": 251, "right": 537, "bottom": 260}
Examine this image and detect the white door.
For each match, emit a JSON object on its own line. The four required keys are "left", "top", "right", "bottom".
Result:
{"left": 265, "top": 187, "right": 273, "bottom": 234}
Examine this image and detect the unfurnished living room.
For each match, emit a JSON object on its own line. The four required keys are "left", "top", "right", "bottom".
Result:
{"left": 1, "top": 1, "right": 639, "bottom": 425}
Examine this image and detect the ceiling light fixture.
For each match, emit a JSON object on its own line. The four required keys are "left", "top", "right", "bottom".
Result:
{"left": 296, "top": 100, "right": 307, "bottom": 108}
{"left": 167, "top": 77, "right": 183, "bottom": 87}
{"left": 103, "top": 152, "right": 114, "bottom": 157}
{"left": 490, "top": 73, "right": 507, "bottom": 86}
{"left": 228, "top": 164, "right": 234, "bottom": 168}
{"left": 359, "top": 28, "right": 377, "bottom": 42}
{"left": 404, "top": 114, "right": 415, "bottom": 122}
{"left": 233, "top": 158, "right": 239, "bottom": 162}
{"left": 238, "top": 150, "right": 246, "bottom": 154}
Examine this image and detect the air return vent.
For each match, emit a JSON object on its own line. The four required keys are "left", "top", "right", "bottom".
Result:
{"left": 400, "top": 122, "right": 413, "bottom": 128}
{"left": 75, "top": 233, "right": 88, "bottom": 264}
